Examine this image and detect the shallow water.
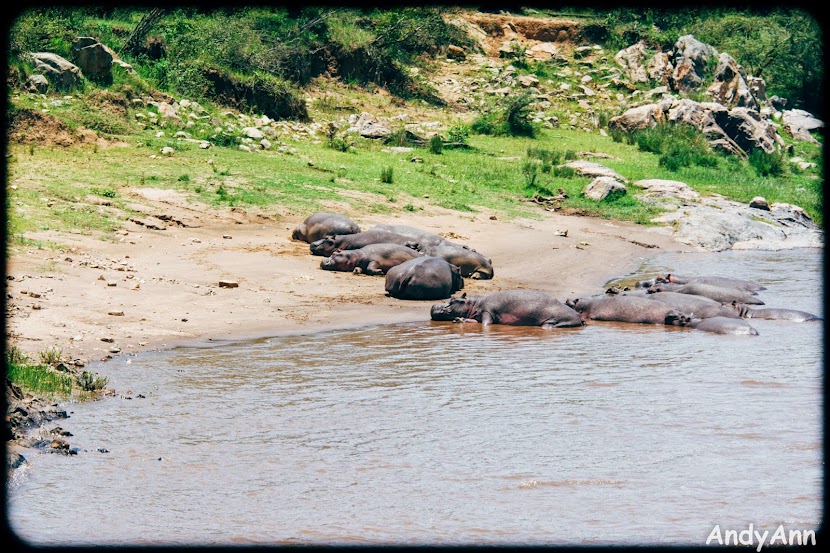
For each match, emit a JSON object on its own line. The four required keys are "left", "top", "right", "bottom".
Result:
{"left": 7, "top": 249, "right": 824, "bottom": 546}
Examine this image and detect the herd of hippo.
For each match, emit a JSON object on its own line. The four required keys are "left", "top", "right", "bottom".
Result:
{"left": 292, "top": 212, "right": 821, "bottom": 336}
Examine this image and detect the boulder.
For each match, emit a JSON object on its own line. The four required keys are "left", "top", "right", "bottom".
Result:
{"left": 719, "top": 107, "right": 779, "bottom": 154}
{"left": 446, "top": 45, "right": 466, "bottom": 61}
{"left": 582, "top": 177, "right": 626, "bottom": 201}
{"left": 27, "top": 74, "right": 49, "bottom": 93}
{"left": 705, "top": 53, "right": 756, "bottom": 109}
{"left": 518, "top": 74, "right": 539, "bottom": 88}
{"left": 634, "top": 179, "right": 700, "bottom": 202}
{"left": 782, "top": 109, "right": 824, "bottom": 143}
{"left": 614, "top": 41, "right": 649, "bottom": 83}
{"left": 607, "top": 103, "right": 666, "bottom": 133}
{"left": 565, "top": 161, "right": 627, "bottom": 183}
{"left": 28, "top": 52, "right": 83, "bottom": 90}
{"left": 71, "top": 37, "right": 114, "bottom": 84}
{"left": 647, "top": 52, "right": 673, "bottom": 86}
{"left": 749, "top": 196, "right": 770, "bottom": 211}
{"left": 670, "top": 35, "right": 718, "bottom": 93}
{"left": 354, "top": 112, "right": 392, "bottom": 139}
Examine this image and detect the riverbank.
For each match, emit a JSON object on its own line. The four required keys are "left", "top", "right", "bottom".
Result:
{"left": 5, "top": 198, "right": 691, "bottom": 367}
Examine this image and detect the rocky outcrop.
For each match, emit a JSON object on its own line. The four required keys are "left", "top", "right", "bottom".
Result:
{"left": 614, "top": 41, "right": 649, "bottom": 84}
{"left": 670, "top": 35, "right": 718, "bottom": 93}
{"left": 646, "top": 52, "right": 673, "bottom": 86}
{"left": 609, "top": 98, "right": 782, "bottom": 156}
{"left": 582, "top": 177, "right": 626, "bottom": 201}
{"left": 350, "top": 112, "right": 393, "bottom": 139}
{"left": 650, "top": 194, "right": 822, "bottom": 252}
{"left": 27, "top": 52, "right": 83, "bottom": 90}
{"left": 564, "top": 161, "right": 628, "bottom": 182}
{"left": 782, "top": 109, "right": 824, "bottom": 144}
{"left": 706, "top": 52, "right": 757, "bottom": 110}
{"left": 71, "top": 37, "right": 114, "bottom": 83}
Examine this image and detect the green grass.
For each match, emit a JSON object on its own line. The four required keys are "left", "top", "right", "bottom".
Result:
{"left": 6, "top": 346, "right": 110, "bottom": 398}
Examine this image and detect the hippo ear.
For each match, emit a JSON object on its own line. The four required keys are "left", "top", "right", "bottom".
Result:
{"left": 461, "top": 292, "right": 467, "bottom": 299}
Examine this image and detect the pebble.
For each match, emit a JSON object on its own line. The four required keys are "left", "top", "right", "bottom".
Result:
{"left": 108, "top": 310, "right": 125, "bottom": 316}
{"left": 218, "top": 280, "right": 239, "bottom": 288}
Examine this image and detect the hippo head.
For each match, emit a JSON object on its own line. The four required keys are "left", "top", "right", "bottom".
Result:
{"left": 291, "top": 224, "right": 306, "bottom": 242}
{"left": 320, "top": 250, "right": 355, "bottom": 272}
{"left": 309, "top": 235, "right": 338, "bottom": 256}
{"left": 430, "top": 293, "right": 471, "bottom": 321}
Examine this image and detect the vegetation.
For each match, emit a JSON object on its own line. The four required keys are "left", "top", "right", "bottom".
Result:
{"left": 6, "top": 346, "right": 109, "bottom": 398}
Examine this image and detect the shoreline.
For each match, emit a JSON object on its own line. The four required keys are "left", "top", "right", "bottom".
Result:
{"left": 5, "top": 200, "right": 695, "bottom": 368}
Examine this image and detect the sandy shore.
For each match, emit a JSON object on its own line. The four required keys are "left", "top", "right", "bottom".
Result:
{"left": 5, "top": 190, "right": 695, "bottom": 366}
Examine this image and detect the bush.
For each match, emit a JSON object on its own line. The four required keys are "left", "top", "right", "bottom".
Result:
{"left": 748, "top": 149, "right": 786, "bottom": 177}
{"left": 380, "top": 166, "right": 393, "bottom": 183}
{"left": 428, "top": 135, "right": 443, "bottom": 155}
{"left": 471, "top": 93, "right": 539, "bottom": 138}
{"left": 629, "top": 123, "right": 720, "bottom": 171}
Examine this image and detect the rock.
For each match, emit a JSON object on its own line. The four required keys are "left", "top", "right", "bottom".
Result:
{"left": 607, "top": 103, "right": 666, "bottom": 133}
{"left": 27, "top": 74, "right": 50, "bottom": 93}
{"left": 647, "top": 52, "right": 673, "bottom": 86}
{"left": 27, "top": 52, "right": 83, "bottom": 90}
{"left": 518, "top": 74, "right": 539, "bottom": 88}
{"left": 565, "top": 161, "right": 628, "bottom": 183}
{"left": 107, "top": 310, "right": 124, "bottom": 316}
{"left": 446, "top": 45, "right": 466, "bottom": 60}
{"left": 670, "top": 35, "right": 718, "bottom": 93}
{"left": 582, "top": 177, "right": 626, "bottom": 201}
{"left": 156, "top": 101, "right": 182, "bottom": 124}
{"left": 242, "top": 126, "right": 264, "bottom": 139}
{"left": 160, "top": 146, "right": 174, "bottom": 156}
{"left": 634, "top": 179, "right": 700, "bottom": 202}
{"left": 782, "top": 109, "right": 824, "bottom": 143}
{"left": 614, "top": 42, "right": 649, "bottom": 83}
{"left": 705, "top": 52, "right": 757, "bottom": 109}
{"left": 749, "top": 196, "right": 770, "bottom": 210}
{"left": 354, "top": 112, "right": 392, "bottom": 139}
{"left": 71, "top": 37, "right": 114, "bottom": 84}
{"left": 218, "top": 280, "right": 239, "bottom": 288}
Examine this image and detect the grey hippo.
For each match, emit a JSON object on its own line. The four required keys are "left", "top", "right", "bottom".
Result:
{"left": 728, "top": 303, "right": 822, "bottom": 322}
{"left": 647, "top": 282, "right": 765, "bottom": 305}
{"left": 418, "top": 243, "right": 494, "bottom": 280}
{"left": 656, "top": 273, "right": 766, "bottom": 293}
{"left": 645, "top": 291, "right": 742, "bottom": 319}
{"left": 310, "top": 230, "right": 416, "bottom": 257}
{"left": 291, "top": 212, "right": 360, "bottom": 243}
{"left": 431, "top": 290, "right": 584, "bottom": 328}
{"left": 566, "top": 294, "right": 688, "bottom": 325}
{"left": 320, "top": 243, "right": 424, "bottom": 275}
{"left": 679, "top": 316, "right": 759, "bottom": 336}
{"left": 385, "top": 256, "right": 464, "bottom": 300}
{"left": 369, "top": 224, "right": 460, "bottom": 250}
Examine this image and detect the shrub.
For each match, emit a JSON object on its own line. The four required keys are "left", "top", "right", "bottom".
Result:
{"left": 380, "top": 166, "right": 394, "bottom": 183}
{"left": 471, "top": 93, "right": 539, "bottom": 138}
{"left": 748, "top": 149, "right": 786, "bottom": 177}
{"left": 428, "top": 135, "right": 443, "bottom": 155}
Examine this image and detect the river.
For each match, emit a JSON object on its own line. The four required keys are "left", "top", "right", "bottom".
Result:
{"left": 6, "top": 248, "right": 823, "bottom": 546}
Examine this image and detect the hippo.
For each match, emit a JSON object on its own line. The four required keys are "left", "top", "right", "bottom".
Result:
{"left": 369, "top": 224, "right": 458, "bottom": 250}
{"left": 320, "top": 243, "right": 424, "bottom": 275}
{"left": 385, "top": 256, "right": 464, "bottom": 300}
{"left": 310, "top": 230, "right": 416, "bottom": 257}
{"left": 419, "top": 243, "right": 494, "bottom": 279}
{"left": 657, "top": 273, "right": 766, "bottom": 293}
{"left": 291, "top": 212, "right": 360, "bottom": 243}
{"left": 648, "top": 282, "right": 765, "bottom": 305}
{"left": 565, "top": 295, "right": 688, "bottom": 325}
{"left": 430, "top": 290, "right": 584, "bottom": 328}
{"left": 645, "top": 291, "right": 741, "bottom": 319}
{"left": 729, "top": 303, "right": 823, "bottom": 322}
{"left": 680, "top": 316, "right": 759, "bottom": 336}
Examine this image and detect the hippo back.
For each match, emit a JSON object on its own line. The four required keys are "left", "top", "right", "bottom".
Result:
{"left": 385, "top": 256, "right": 464, "bottom": 300}
{"left": 292, "top": 212, "right": 360, "bottom": 243}
{"left": 421, "top": 244, "right": 494, "bottom": 279}
{"left": 310, "top": 230, "right": 414, "bottom": 256}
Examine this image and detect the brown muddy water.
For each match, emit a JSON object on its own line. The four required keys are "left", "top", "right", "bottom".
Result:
{"left": 6, "top": 249, "right": 824, "bottom": 546}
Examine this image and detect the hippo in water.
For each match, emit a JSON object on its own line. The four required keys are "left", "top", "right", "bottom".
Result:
{"left": 310, "top": 230, "right": 416, "bottom": 257}
{"left": 320, "top": 243, "right": 424, "bottom": 275}
{"left": 292, "top": 212, "right": 360, "bottom": 243}
{"left": 566, "top": 295, "right": 688, "bottom": 325}
{"left": 656, "top": 273, "right": 766, "bottom": 293}
{"left": 430, "top": 290, "right": 584, "bottom": 328}
{"left": 728, "top": 303, "right": 822, "bottom": 322}
{"left": 385, "top": 256, "right": 464, "bottom": 300}
{"left": 647, "top": 282, "right": 765, "bottom": 305}
{"left": 645, "top": 291, "right": 741, "bottom": 319}
{"left": 418, "top": 243, "right": 494, "bottom": 280}
{"left": 679, "top": 316, "right": 759, "bottom": 336}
